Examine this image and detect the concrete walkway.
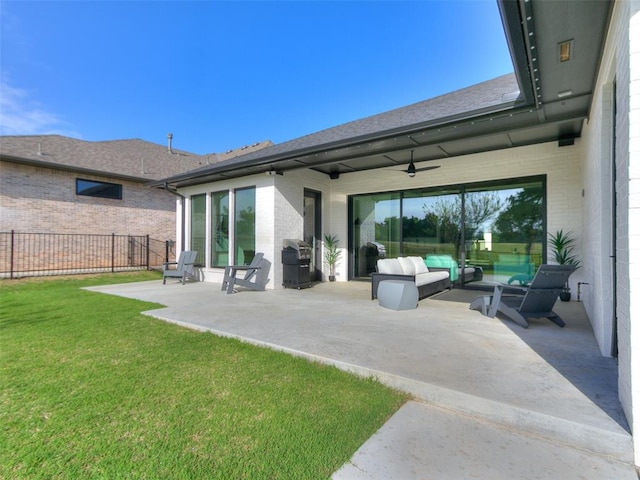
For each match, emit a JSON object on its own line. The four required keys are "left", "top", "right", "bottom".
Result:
{"left": 86, "top": 280, "right": 637, "bottom": 479}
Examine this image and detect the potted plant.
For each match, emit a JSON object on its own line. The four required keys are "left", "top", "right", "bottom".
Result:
{"left": 323, "top": 234, "right": 342, "bottom": 282}
{"left": 548, "top": 229, "right": 581, "bottom": 301}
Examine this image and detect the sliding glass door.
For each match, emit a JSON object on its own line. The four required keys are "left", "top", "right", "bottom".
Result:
{"left": 352, "top": 192, "right": 401, "bottom": 276}
{"left": 465, "top": 181, "right": 544, "bottom": 286}
{"left": 403, "top": 187, "right": 461, "bottom": 259}
{"left": 349, "top": 176, "right": 545, "bottom": 287}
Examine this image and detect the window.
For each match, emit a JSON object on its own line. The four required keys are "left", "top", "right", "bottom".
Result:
{"left": 234, "top": 187, "right": 256, "bottom": 265}
{"left": 76, "top": 179, "right": 122, "bottom": 199}
{"left": 210, "top": 191, "right": 229, "bottom": 267}
{"left": 190, "top": 194, "right": 206, "bottom": 266}
{"left": 350, "top": 176, "right": 546, "bottom": 287}
{"left": 188, "top": 188, "right": 255, "bottom": 268}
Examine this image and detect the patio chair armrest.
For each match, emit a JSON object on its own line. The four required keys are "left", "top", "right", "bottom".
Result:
{"left": 502, "top": 284, "right": 528, "bottom": 295}
{"left": 162, "top": 261, "right": 178, "bottom": 272}
{"left": 487, "top": 284, "right": 506, "bottom": 318}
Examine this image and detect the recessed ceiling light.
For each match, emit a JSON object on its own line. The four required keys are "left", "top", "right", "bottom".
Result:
{"left": 558, "top": 90, "right": 573, "bottom": 98}
{"left": 559, "top": 40, "right": 572, "bottom": 62}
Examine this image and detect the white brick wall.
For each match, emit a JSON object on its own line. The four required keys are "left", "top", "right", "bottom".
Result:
{"left": 625, "top": 1, "right": 640, "bottom": 464}
{"left": 582, "top": 0, "right": 640, "bottom": 466}
{"left": 581, "top": 73, "right": 616, "bottom": 358}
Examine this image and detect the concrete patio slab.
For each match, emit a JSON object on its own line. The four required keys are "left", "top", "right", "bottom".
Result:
{"left": 86, "top": 279, "right": 637, "bottom": 479}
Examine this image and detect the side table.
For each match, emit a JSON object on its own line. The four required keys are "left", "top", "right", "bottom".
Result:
{"left": 377, "top": 280, "right": 419, "bottom": 311}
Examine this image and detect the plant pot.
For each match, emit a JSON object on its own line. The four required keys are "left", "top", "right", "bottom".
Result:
{"left": 559, "top": 289, "right": 571, "bottom": 302}
{"left": 329, "top": 275, "right": 336, "bottom": 282}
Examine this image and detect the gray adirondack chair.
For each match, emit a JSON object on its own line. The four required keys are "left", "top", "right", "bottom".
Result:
{"left": 162, "top": 250, "right": 198, "bottom": 285}
{"left": 470, "top": 264, "right": 575, "bottom": 328}
{"left": 221, "top": 253, "right": 271, "bottom": 294}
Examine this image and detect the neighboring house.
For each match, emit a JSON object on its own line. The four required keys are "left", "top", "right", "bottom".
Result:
{"left": 152, "top": 0, "right": 640, "bottom": 466}
{"left": 0, "top": 135, "right": 273, "bottom": 239}
{"left": 0, "top": 135, "right": 205, "bottom": 239}
{"left": 0, "top": 135, "right": 271, "bottom": 275}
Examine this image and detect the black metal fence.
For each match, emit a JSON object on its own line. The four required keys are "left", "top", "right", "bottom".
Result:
{"left": 0, "top": 231, "right": 175, "bottom": 279}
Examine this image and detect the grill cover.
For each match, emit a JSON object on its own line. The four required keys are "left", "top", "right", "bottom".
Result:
{"left": 282, "top": 239, "right": 312, "bottom": 260}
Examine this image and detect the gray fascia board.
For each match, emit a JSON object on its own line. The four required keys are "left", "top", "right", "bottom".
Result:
{"left": 497, "top": 0, "right": 536, "bottom": 106}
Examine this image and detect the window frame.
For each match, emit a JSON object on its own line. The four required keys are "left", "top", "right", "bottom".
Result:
{"left": 76, "top": 178, "right": 123, "bottom": 200}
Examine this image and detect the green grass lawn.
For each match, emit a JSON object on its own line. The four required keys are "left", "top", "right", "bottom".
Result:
{"left": 0, "top": 272, "right": 408, "bottom": 479}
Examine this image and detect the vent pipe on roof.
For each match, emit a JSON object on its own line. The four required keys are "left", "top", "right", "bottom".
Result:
{"left": 167, "top": 133, "right": 173, "bottom": 154}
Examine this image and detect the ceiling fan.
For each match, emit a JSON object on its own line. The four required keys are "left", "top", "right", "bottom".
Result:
{"left": 397, "top": 150, "right": 440, "bottom": 177}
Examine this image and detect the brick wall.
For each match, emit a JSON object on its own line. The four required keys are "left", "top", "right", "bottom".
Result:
{"left": 630, "top": 0, "right": 640, "bottom": 459}
{"left": 617, "top": 0, "right": 640, "bottom": 461}
{"left": 630, "top": 0, "right": 640, "bottom": 447}
{"left": 0, "top": 160, "right": 177, "bottom": 241}
{"left": 581, "top": 0, "right": 640, "bottom": 465}
{"left": 581, "top": 79, "right": 616, "bottom": 357}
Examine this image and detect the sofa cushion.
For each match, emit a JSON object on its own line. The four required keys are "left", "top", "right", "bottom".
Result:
{"left": 426, "top": 255, "right": 458, "bottom": 281}
{"left": 377, "top": 258, "right": 404, "bottom": 275}
{"left": 397, "top": 257, "right": 416, "bottom": 275}
{"left": 415, "top": 270, "right": 449, "bottom": 287}
{"left": 426, "top": 255, "right": 443, "bottom": 267}
{"left": 408, "top": 256, "right": 429, "bottom": 274}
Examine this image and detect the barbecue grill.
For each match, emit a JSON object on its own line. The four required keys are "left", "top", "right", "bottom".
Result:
{"left": 282, "top": 239, "right": 312, "bottom": 289}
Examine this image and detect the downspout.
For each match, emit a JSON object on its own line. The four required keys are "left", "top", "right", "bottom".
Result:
{"left": 163, "top": 182, "right": 186, "bottom": 250}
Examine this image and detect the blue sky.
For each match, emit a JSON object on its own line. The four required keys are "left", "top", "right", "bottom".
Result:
{"left": 0, "top": 1, "right": 513, "bottom": 155}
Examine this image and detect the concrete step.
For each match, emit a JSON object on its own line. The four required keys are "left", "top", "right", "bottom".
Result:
{"left": 332, "top": 401, "right": 638, "bottom": 480}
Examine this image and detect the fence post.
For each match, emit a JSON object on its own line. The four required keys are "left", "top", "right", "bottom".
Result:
{"left": 111, "top": 233, "right": 115, "bottom": 273}
{"left": 146, "top": 235, "right": 150, "bottom": 270}
{"left": 10, "top": 230, "right": 15, "bottom": 280}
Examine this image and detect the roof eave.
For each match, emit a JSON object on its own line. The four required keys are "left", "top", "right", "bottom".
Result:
{"left": 1, "top": 154, "right": 152, "bottom": 183}
{"left": 151, "top": 99, "right": 522, "bottom": 189}
{"left": 497, "top": 0, "right": 537, "bottom": 107}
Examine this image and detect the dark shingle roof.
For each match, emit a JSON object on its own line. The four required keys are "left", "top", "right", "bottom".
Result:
{"left": 274, "top": 73, "right": 520, "bottom": 151}
{"left": 0, "top": 135, "right": 210, "bottom": 181}
{"left": 157, "top": 73, "right": 521, "bottom": 185}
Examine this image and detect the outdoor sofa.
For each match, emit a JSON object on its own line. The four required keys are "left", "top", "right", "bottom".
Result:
{"left": 371, "top": 256, "right": 451, "bottom": 300}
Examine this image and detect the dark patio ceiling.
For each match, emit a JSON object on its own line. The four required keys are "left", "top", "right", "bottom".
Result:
{"left": 155, "top": 0, "right": 612, "bottom": 189}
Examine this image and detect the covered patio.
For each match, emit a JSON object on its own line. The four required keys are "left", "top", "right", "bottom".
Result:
{"left": 88, "top": 279, "right": 631, "bottom": 472}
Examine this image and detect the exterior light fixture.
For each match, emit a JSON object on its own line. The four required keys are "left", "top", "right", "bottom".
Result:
{"left": 397, "top": 150, "right": 440, "bottom": 177}
{"left": 557, "top": 90, "right": 573, "bottom": 98}
{"left": 559, "top": 40, "right": 572, "bottom": 62}
{"left": 407, "top": 150, "right": 416, "bottom": 177}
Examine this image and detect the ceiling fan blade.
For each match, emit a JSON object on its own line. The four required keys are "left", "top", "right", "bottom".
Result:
{"left": 414, "top": 165, "right": 441, "bottom": 172}
{"left": 388, "top": 150, "right": 440, "bottom": 175}
{"left": 390, "top": 165, "right": 440, "bottom": 173}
